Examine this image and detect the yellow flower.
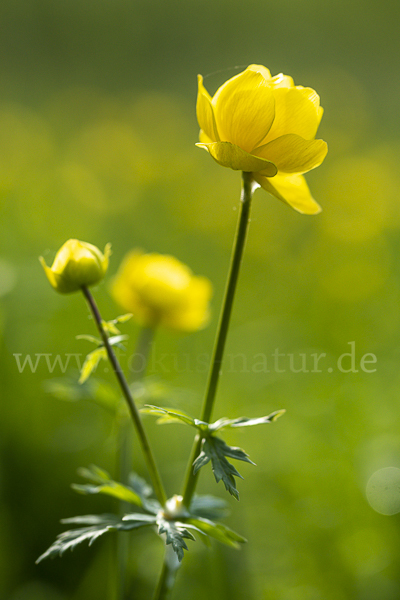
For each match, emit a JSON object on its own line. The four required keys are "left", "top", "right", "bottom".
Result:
{"left": 40, "top": 239, "right": 111, "bottom": 293}
{"left": 196, "top": 64, "right": 327, "bottom": 214}
{"left": 110, "top": 251, "right": 212, "bottom": 331}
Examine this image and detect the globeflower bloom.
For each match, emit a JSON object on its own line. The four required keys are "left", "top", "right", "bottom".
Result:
{"left": 196, "top": 64, "right": 327, "bottom": 214}
{"left": 40, "top": 239, "right": 111, "bottom": 294}
{"left": 110, "top": 251, "right": 212, "bottom": 331}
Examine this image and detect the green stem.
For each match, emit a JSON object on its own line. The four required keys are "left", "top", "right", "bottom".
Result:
{"left": 153, "top": 172, "right": 256, "bottom": 600}
{"left": 82, "top": 287, "right": 167, "bottom": 507}
{"left": 181, "top": 172, "right": 256, "bottom": 507}
{"left": 117, "top": 326, "right": 154, "bottom": 600}
{"left": 119, "top": 326, "right": 155, "bottom": 488}
{"left": 152, "top": 547, "right": 180, "bottom": 600}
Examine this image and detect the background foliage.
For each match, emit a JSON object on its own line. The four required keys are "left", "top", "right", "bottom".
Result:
{"left": 1, "top": 0, "right": 400, "bottom": 598}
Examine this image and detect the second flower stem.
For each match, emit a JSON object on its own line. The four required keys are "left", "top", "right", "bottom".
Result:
{"left": 82, "top": 286, "right": 167, "bottom": 507}
{"left": 182, "top": 171, "right": 255, "bottom": 507}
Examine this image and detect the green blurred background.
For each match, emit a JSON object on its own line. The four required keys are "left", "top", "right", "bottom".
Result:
{"left": 1, "top": 0, "right": 400, "bottom": 598}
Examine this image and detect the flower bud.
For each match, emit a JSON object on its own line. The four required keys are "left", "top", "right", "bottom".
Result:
{"left": 40, "top": 239, "right": 111, "bottom": 293}
{"left": 110, "top": 250, "right": 212, "bottom": 332}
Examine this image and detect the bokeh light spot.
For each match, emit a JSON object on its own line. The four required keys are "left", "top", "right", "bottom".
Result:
{"left": 366, "top": 467, "right": 400, "bottom": 515}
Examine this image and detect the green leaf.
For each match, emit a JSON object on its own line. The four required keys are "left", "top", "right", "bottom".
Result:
{"left": 142, "top": 405, "right": 196, "bottom": 427}
{"left": 185, "top": 517, "right": 247, "bottom": 549}
{"left": 193, "top": 419, "right": 211, "bottom": 432}
{"left": 122, "top": 513, "right": 158, "bottom": 525}
{"left": 76, "top": 334, "right": 102, "bottom": 345}
{"left": 193, "top": 436, "right": 254, "bottom": 500}
{"left": 77, "top": 465, "right": 110, "bottom": 484}
{"left": 72, "top": 482, "right": 143, "bottom": 505}
{"left": 107, "top": 334, "right": 129, "bottom": 348}
{"left": 43, "top": 376, "right": 120, "bottom": 412}
{"left": 102, "top": 320, "right": 120, "bottom": 335}
{"left": 128, "top": 472, "right": 153, "bottom": 499}
{"left": 157, "top": 517, "right": 195, "bottom": 562}
{"left": 114, "top": 313, "right": 133, "bottom": 324}
{"left": 209, "top": 409, "right": 286, "bottom": 432}
{"left": 127, "top": 472, "right": 161, "bottom": 514}
{"left": 63, "top": 513, "right": 155, "bottom": 527}
{"left": 78, "top": 347, "right": 107, "bottom": 384}
{"left": 189, "top": 495, "right": 229, "bottom": 520}
{"left": 142, "top": 405, "right": 285, "bottom": 436}
{"left": 102, "top": 314, "right": 132, "bottom": 335}
{"left": 73, "top": 465, "right": 144, "bottom": 508}
{"left": 36, "top": 513, "right": 154, "bottom": 563}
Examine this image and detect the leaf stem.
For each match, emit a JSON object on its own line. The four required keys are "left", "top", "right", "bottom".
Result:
{"left": 181, "top": 172, "right": 256, "bottom": 507}
{"left": 82, "top": 287, "right": 167, "bottom": 507}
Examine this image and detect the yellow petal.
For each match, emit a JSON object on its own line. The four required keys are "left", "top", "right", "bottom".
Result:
{"left": 212, "top": 69, "right": 275, "bottom": 152}
{"left": 110, "top": 250, "right": 213, "bottom": 332}
{"left": 163, "top": 276, "right": 213, "bottom": 331}
{"left": 199, "top": 129, "right": 214, "bottom": 144}
{"left": 254, "top": 173, "right": 321, "bottom": 215}
{"left": 246, "top": 64, "right": 272, "bottom": 80}
{"left": 196, "top": 141, "right": 277, "bottom": 175}
{"left": 196, "top": 75, "right": 220, "bottom": 142}
{"left": 269, "top": 73, "right": 295, "bottom": 89}
{"left": 261, "top": 86, "right": 323, "bottom": 142}
{"left": 253, "top": 134, "right": 327, "bottom": 174}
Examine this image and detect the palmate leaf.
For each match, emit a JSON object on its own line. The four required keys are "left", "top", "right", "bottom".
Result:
{"left": 144, "top": 405, "right": 285, "bottom": 434}
{"left": 36, "top": 513, "right": 155, "bottom": 563}
{"left": 185, "top": 517, "right": 247, "bottom": 548}
{"left": 209, "top": 409, "right": 286, "bottom": 432}
{"left": 193, "top": 436, "right": 255, "bottom": 501}
{"left": 78, "top": 347, "right": 107, "bottom": 384}
{"left": 189, "top": 494, "right": 229, "bottom": 520}
{"left": 155, "top": 503, "right": 246, "bottom": 560}
{"left": 77, "top": 328, "right": 129, "bottom": 384}
{"left": 157, "top": 518, "right": 196, "bottom": 562}
{"left": 76, "top": 334, "right": 102, "bottom": 345}
{"left": 127, "top": 472, "right": 162, "bottom": 514}
{"left": 142, "top": 405, "right": 197, "bottom": 427}
{"left": 43, "top": 376, "right": 119, "bottom": 411}
{"left": 72, "top": 465, "right": 160, "bottom": 511}
{"left": 102, "top": 314, "right": 132, "bottom": 335}
{"left": 144, "top": 405, "right": 284, "bottom": 500}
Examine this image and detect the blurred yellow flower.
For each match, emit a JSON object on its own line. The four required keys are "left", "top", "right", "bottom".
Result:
{"left": 196, "top": 64, "right": 327, "bottom": 214}
{"left": 110, "top": 251, "right": 212, "bottom": 331}
{"left": 40, "top": 239, "right": 111, "bottom": 294}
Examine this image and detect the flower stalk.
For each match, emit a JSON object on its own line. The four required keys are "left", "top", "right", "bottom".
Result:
{"left": 81, "top": 286, "right": 167, "bottom": 507}
{"left": 152, "top": 171, "right": 256, "bottom": 600}
{"left": 181, "top": 171, "right": 256, "bottom": 507}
